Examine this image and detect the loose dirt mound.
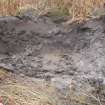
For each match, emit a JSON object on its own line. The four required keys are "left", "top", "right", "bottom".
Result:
{"left": 0, "top": 10, "right": 105, "bottom": 105}
{"left": 0, "top": 11, "right": 105, "bottom": 79}
{"left": 0, "top": 13, "right": 104, "bottom": 80}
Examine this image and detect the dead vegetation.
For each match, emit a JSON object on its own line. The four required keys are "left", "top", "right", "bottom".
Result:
{"left": 0, "top": 0, "right": 105, "bottom": 21}
{"left": 0, "top": 84, "right": 60, "bottom": 105}
{"left": 0, "top": 69, "right": 62, "bottom": 105}
{"left": 0, "top": 68, "right": 105, "bottom": 105}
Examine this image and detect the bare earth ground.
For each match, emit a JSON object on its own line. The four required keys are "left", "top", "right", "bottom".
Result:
{"left": 0, "top": 9, "right": 105, "bottom": 105}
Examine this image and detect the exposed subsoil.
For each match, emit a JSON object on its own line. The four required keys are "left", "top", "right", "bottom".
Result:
{"left": 0, "top": 10, "right": 105, "bottom": 96}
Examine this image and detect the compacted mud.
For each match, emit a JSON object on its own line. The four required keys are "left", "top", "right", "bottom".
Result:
{"left": 0, "top": 11, "right": 105, "bottom": 94}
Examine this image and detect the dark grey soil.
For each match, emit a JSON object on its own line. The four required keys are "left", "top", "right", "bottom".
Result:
{"left": 0, "top": 10, "right": 105, "bottom": 92}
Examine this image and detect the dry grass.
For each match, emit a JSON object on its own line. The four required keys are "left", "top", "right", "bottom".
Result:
{"left": 63, "top": 0, "right": 105, "bottom": 19}
{"left": 0, "top": 0, "right": 105, "bottom": 20}
{"left": 0, "top": 69, "right": 62, "bottom": 105}
{"left": 0, "top": 0, "right": 19, "bottom": 16}
{"left": 0, "top": 84, "right": 61, "bottom": 105}
{"left": 0, "top": 68, "right": 9, "bottom": 80}
{"left": 0, "top": 69, "right": 105, "bottom": 105}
